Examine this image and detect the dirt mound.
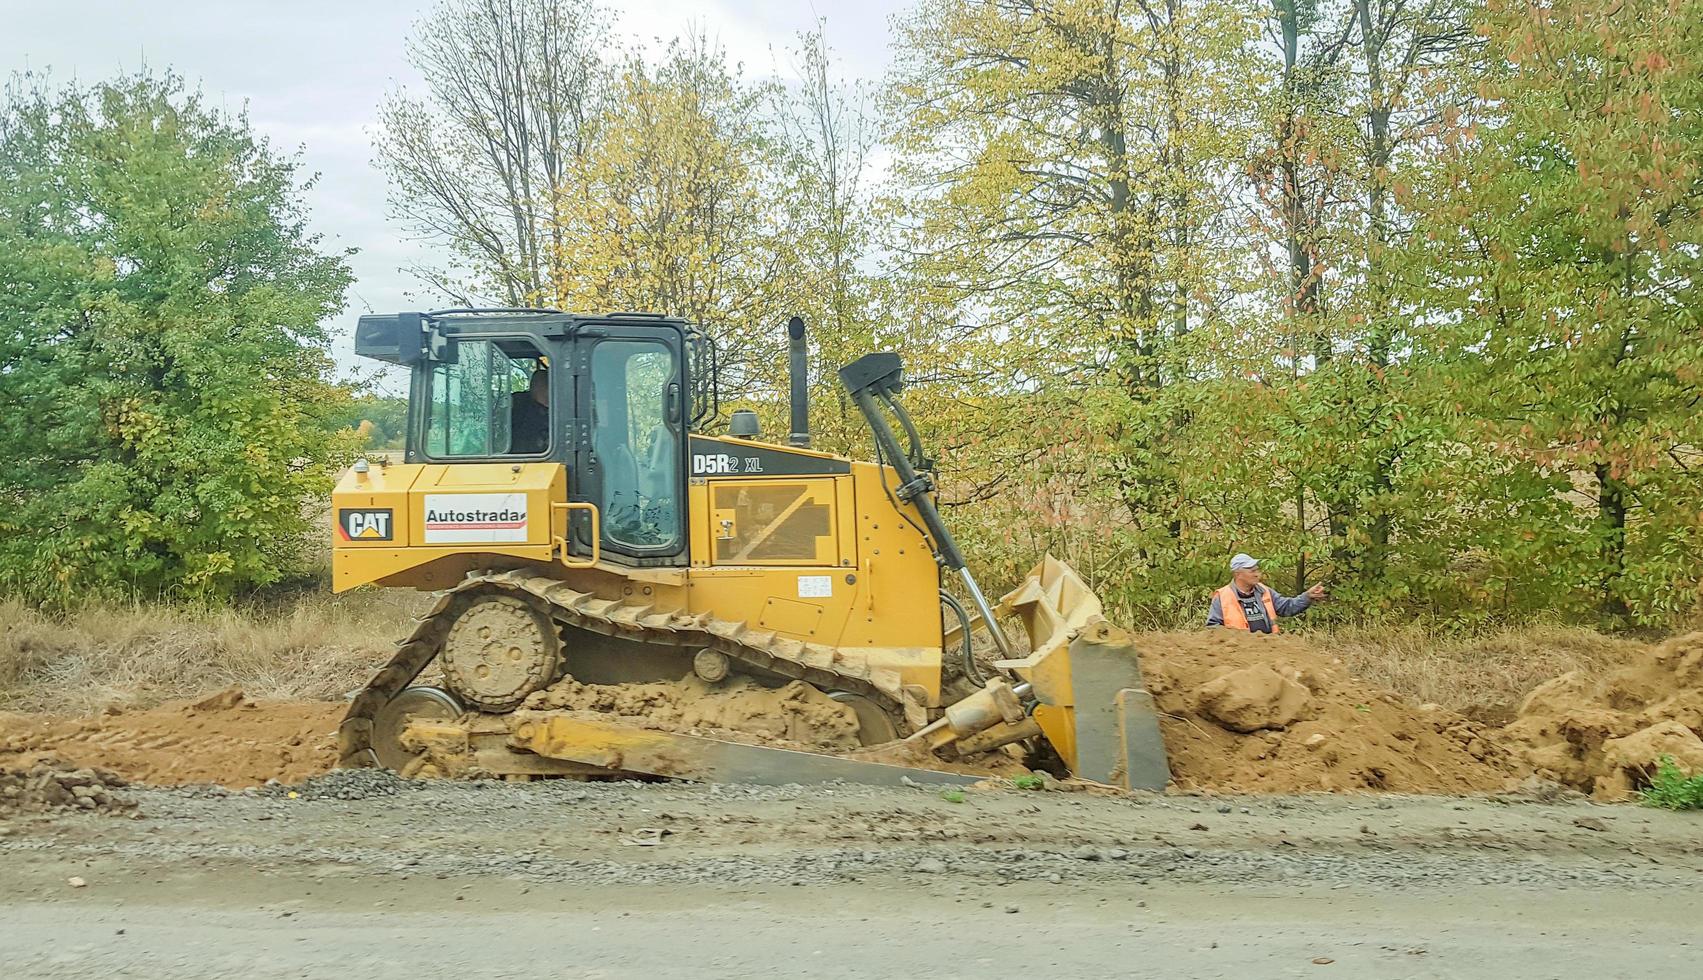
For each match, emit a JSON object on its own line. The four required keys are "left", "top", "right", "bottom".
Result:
{"left": 523, "top": 674, "right": 864, "bottom": 751}
{"left": 1139, "top": 631, "right": 1521, "bottom": 794}
{"left": 1502, "top": 632, "right": 1703, "bottom": 799}
{"left": 0, "top": 687, "right": 340, "bottom": 788}
{"left": 1, "top": 760, "right": 138, "bottom": 815}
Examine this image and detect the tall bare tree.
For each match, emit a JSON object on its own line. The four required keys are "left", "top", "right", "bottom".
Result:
{"left": 376, "top": 0, "right": 609, "bottom": 305}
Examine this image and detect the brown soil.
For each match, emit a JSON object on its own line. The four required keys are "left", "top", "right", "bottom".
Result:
{"left": 4, "top": 631, "right": 1698, "bottom": 799}
{"left": 0, "top": 687, "right": 340, "bottom": 788}
{"left": 1501, "top": 631, "right": 1703, "bottom": 799}
{"left": 1139, "top": 630, "right": 1522, "bottom": 794}
{"left": 524, "top": 674, "right": 864, "bottom": 752}
{"left": 848, "top": 737, "right": 1034, "bottom": 778}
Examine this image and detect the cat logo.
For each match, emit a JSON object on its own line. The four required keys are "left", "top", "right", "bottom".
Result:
{"left": 337, "top": 508, "right": 394, "bottom": 542}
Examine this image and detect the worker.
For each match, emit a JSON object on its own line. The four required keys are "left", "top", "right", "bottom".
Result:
{"left": 510, "top": 365, "right": 549, "bottom": 453}
{"left": 1206, "top": 553, "right": 1326, "bottom": 634}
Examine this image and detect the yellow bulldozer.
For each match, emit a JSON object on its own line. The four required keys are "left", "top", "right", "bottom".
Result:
{"left": 332, "top": 310, "right": 1169, "bottom": 789}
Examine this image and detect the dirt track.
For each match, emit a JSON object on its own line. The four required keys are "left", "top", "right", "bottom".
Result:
{"left": 4, "top": 774, "right": 1702, "bottom": 978}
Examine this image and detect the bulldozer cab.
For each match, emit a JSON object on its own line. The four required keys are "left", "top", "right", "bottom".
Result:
{"left": 354, "top": 309, "right": 704, "bottom": 566}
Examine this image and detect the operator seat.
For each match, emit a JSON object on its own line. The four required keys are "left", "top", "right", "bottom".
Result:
{"left": 594, "top": 424, "right": 640, "bottom": 534}
{"left": 637, "top": 424, "right": 677, "bottom": 518}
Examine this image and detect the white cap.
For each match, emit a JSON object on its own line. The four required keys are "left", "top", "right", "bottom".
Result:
{"left": 1230, "top": 553, "right": 1260, "bottom": 571}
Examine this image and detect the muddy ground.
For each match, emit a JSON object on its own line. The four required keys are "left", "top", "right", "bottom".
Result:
{"left": 3, "top": 773, "right": 1702, "bottom": 978}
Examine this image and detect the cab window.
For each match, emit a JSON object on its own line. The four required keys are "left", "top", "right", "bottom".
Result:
{"left": 425, "top": 339, "right": 549, "bottom": 457}
{"left": 590, "top": 340, "right": 680, "bottom": 551}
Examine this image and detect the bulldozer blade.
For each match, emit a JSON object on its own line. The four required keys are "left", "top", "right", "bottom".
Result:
{"left": 995, "top": 556, "right": 1171, "bottom": 791}
{"left": 509, "top": 712, "right": 983, "bottom": 787}
{"left": 1069, "top": 627, "right": 1170, "bottom": 790}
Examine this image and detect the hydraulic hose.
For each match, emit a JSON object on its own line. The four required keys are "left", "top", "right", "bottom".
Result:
{"left": 940, "top": 589, "right": 982, "bottom": 685}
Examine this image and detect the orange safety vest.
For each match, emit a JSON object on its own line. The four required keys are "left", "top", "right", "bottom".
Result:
{"left": 1216, "top": 583, "right": 1279, "bottom": 634}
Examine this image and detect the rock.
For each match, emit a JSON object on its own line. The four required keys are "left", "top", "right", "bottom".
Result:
{"left": 1188, "top": 822, "right": 1208, "bottom": 831}
{"left": 60, "top": 770, "right": 96, "bottom": 789}
{"left": 1312, "top": 956, "right": 1335, "bottom": 965}
{"left": 1304, "top": 733, "right": 1329, "bottom": 750}
{"left": 192, "top": 686, "right": 247, "bottom": 712}
{"left": 915, "top": 858, "right": 947, "bottom": 874}
{"left": 1195, "top": 665, "right": 1310, "bottom": 732}
{"left": 1516, "top": 671, "right": 1595, "bottom": 717}
{"left": 1572, "top": 816, "right": 1609, "bottom": 833}
{"left": 1072, "top": 846, "right": 1101, "bottom": 861}
{"left": 1216, "top": 804, "right": 1232, "bottom": 814}
{"left": 67, "top": 876, "right": 87, "bottom": 888}
{"left": 1601, "top": 721, "right": 1703, "bottom": 786}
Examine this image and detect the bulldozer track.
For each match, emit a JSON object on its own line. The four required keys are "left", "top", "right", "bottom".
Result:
{"left": 338, "top": 569, "right": 912, "bottom": 768}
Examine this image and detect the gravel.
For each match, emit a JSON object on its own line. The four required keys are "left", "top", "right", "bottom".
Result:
{"left": 4, "top": 778, "right": 1698, "bottom": 895}
{"left": 256, "top": 767, "right": 426, "bottom": 801}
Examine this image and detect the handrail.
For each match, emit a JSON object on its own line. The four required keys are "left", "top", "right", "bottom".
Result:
{"left": 551, "top": 501, "right": 601, "bottom": 569}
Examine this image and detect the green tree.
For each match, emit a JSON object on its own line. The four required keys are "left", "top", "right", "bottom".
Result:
{"left": 0, "top": 73, "right": 355, "bottom": 601}
{"left": 884, "top": 0, "right": 1266, "bottom": 609}
{"left": 320, "top": 395, "right": 409, "bottom": 449}
{"left": 1413, "top": 0, "right": 1703, "bottom": 624}
{"left": 544, "top": 36, "right": 799, "bottom": 399}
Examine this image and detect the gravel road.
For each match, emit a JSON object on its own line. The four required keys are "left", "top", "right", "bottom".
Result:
{"left": 3, "top": 772, "right": 1700, "bottom": 978}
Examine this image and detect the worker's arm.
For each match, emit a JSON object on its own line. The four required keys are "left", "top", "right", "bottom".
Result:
{"left": 1267, "top": 587, "right": 1313, "bottom": 618}
{"left": 1205, "top": 593, "right": 1224, "bottom": 627}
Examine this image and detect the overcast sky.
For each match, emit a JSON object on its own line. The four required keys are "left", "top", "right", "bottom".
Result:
{"left": 0, "top": 0, "right": 907, "bottom": 386}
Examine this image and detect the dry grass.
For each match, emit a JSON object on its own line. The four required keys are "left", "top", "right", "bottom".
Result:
{"left": 0, "top": 588, "right": 428, "bottom": 715}
{"left": 1310, "top": 624, "right": 1651, "bottom": 720}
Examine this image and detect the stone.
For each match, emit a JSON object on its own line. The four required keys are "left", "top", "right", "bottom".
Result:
{"left": 1601, "top": 721, "right": 1703, "bottom": 783}
{"left": 1195, "top": 665, "right": 1310, "bottom": 733}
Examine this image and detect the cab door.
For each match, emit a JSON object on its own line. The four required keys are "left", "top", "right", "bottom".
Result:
{"left": 569, "top": 322, "right": 687, "bottom": 564}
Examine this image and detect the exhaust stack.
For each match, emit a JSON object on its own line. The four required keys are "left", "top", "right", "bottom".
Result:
{"left": 787, "top": 316, "right": 810, "bottom": 448}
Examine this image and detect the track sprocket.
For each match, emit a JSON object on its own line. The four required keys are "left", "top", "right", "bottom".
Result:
{"left": 439, "top": 594, "right": 561, "bottom": 712}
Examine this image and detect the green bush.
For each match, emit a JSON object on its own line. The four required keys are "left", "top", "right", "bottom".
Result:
{"left": 1639, "top": 756, "right": 1703, "bottom": 811}
{"left": 0, "top": 73, "right": 354, "bottom": 602}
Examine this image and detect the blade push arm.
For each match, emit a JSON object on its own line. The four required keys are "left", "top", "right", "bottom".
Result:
{"left": 838, "top": 353, "right": 1013, "bottom": 659}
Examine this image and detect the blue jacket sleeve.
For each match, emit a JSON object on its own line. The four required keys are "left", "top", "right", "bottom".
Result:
{"left": 1268, "top": 587, "right": 1312, "bottom": 618}
{"left": 1206, "top": 593, "right": 1224, "bottom": 627}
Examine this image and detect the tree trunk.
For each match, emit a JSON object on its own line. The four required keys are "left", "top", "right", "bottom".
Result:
{"left": 1357, "top": 0, "right": 1394, "bottom": 577}
{"left": 1594, "top": 462, "right": 1631, "bottom": 620}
